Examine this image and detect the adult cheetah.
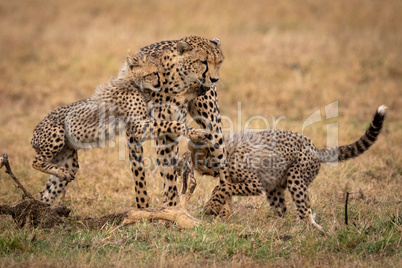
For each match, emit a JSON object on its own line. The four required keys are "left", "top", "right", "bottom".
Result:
{"left": 129, "top": 36, "right": 230, "bottom": 209}
{"left": 186, "top": 106, "right": 387, "bottom": 231}
{"left": 32, "top": 53, "right": 209, "bottom": 205}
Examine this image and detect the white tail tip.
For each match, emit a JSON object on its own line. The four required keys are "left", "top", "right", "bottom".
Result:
{"left": 377, "top": 105, "right": 387, "bottom": 115}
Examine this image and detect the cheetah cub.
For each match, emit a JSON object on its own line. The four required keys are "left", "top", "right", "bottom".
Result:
{"left": 31, "top": 54, "right": 207, "bottom": 205}
{"left": 187, "top": 106, "right": 387, "bottom": 232}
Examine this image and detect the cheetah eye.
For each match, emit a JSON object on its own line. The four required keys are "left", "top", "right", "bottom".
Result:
{"left": 200, "top": 60, "right": 207, "bottom": 65}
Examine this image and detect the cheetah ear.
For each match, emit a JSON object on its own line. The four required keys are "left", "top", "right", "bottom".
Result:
{"left": 126, "top": 56, "right": 139, "bottom": 70}
{"left": 210, "top": 38, "right": 221, "bottom": 47}
{"left": 177, "top": 41, "right": 193, "bottom": 55}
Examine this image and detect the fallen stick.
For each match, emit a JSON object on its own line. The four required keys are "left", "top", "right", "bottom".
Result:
{"left": 1, "top": 153, "right": 71, "bottom": 227}
{"left": 1, "top": 152, "right": 200, "bottom": 229}
{"left": 122, "top": 206, "right": 200, "bottom": 229}
{"left": 0, "top": 153, "right": 35, "bottom": 199}
{"left": 83, "top": 153, "right": 200, "bottom": 229}
{"left": 113, "top": 152, "right": 199, "bottom": 229}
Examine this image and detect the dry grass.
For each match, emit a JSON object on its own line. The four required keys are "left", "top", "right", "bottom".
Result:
{"left": 0, "top": 0, "right": 401, "bottom": 267}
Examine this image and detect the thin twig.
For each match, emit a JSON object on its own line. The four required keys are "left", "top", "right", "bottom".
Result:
{"left": 357, "top": 188, "right": 366, "bottom": 200}
{"left": 345, "top": 192, "right": 350, "bottom": 225}
{"left": 0, "top": 153, "right": 35, "bottom": 199}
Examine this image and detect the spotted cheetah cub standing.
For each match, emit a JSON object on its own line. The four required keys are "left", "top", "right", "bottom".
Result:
{"left": 31, "top": 54, "right": 207, "bottom": 205}
{"left": 187, "top": 106, "right": 387, "bottom": 231}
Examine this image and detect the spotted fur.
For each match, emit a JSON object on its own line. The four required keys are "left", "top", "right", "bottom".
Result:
{"left": 187, "top": 106, "right": 387, "bottom": 231}
{"left": 130, "top": 36, "right": 229, "bottom": 208}
{"left": 32, "top": 54, "right": 208, "bottom": 205}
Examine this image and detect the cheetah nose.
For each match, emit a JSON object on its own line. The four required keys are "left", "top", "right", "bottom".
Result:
{"left": 210, "top": 77, "right": 219, "bottom": 83}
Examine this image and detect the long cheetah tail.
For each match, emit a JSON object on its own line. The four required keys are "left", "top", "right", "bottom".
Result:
{"left": 316, "top": 105, "right": 386, "bottom": 162}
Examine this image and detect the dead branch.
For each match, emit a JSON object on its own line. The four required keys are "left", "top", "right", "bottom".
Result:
{"left": 83, "top": 152, "right": 200, "bottom": 229}
{"left": 1, "top": 153, "right": 35, "bottom": 199}
{"left": 0, "top": 152, "right": 200, "bottom": 229}
{"left": 122, "top": 206, "right": 199, "bottom": 229}
{"left": 1, "top": 153, "right": 71, "bottom": 227}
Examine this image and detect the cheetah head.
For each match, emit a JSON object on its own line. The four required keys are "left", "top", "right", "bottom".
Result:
{"left": 125, "top": 53, "right": 166, "bottom": 92}
{"left": 176, "top": 36, "right": 224, "bottom": 92}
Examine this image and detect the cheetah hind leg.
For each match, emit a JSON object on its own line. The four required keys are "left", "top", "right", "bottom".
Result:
{"left": 288, "top": 184, "right": 324, "bottom": 232}
{"left": 40, "top": 148, "right": 79, "bottom": 205}
{"left": 40, "top": 175, "right": 68, "bottom": 205}
{"left": 32, "top": 124, "right": 74, "bottom": 182}
{"left": 303, "top": 194, "right": 324, "bottom": 233}
{"left": 266, "top": 185, "right": 288, "bottom": 217}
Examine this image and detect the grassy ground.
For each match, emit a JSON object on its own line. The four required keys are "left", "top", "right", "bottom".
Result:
{"left": 0, "top": 0, "right": 401, "bottom": 267}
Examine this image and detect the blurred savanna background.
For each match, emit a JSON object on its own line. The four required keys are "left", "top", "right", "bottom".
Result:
{"left": 0, "top": 0, "right": 401, "bottom": 267}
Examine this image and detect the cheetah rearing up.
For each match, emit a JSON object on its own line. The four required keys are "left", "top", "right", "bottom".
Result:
{"left": 128, "top": 36, "right": 229, "bottom": 208}
{"left": 186, "top": 106, "right": 387, "bottom": 231}
{"left": 32, "top": 53, "right": 209, "bottom": 205}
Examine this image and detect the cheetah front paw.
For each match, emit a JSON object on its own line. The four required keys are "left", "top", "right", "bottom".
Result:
{"left": 59, "top": 169, "right": 75, "bottom": 183}
{"left": 203, "top": 200, "right": 222, "bottom": 216}
{"left": 218, "top": 203, "right": 233, "bottom": 219}
{"left": 189, "top": 129, "right": 210, "bottom": 145}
